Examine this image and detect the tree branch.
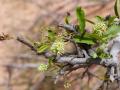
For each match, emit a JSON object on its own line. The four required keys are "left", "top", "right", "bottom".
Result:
{"left": 16, "top": 34, "right": 120, "bottom": 85}
{"left": 4, "top": 64, "right": 39, "bottom": 69}
{"left": 17, "top": 35, "right": 37, "bottom": 52}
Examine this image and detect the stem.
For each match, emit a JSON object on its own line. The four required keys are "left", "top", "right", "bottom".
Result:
{"left": 86, "top": 18, "right": 95, "bottom": 24}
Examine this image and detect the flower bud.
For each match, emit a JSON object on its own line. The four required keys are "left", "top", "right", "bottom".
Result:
{"left": 38, "top": 64, "right": 48, "bottom": 72}
{"left": 93, "top": 22, "right": 107, "bottom": 36}
{"left": 50, "top": 39, "right": 65, "bottom": 54}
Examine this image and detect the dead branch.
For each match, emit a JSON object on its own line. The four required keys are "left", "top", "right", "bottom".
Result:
{"left": 4, "top": 64, "right": 39, "bottom": 69}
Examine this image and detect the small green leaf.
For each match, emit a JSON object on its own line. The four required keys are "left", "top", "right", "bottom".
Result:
{"left": 64, "top": 12, "right": 70, "bottom": 24}
{"left": 48, "top": 57, "right": 54, "bottom": 67}
{"left": 95, "top": 16, "right": 104, "bottom": 21}
{"left": 84, "top": 33, "right": 100, "bottom": 41}
{"left": 76, "top": 7, "right": 86, "bottom": 34}
{"left": 48, "top": 30, "right": 56, "bottom": 41}
{"left": 74, "top": 37, "right": 95, "bottom": 45}
{"left": 91, "top": 52, "right": 98, "bottom": 58}
{"left": 114, "top": 0, "right": 120, "bottom": 18}
{"left": 37, "top": 44, "right": 49, "bottom": 53}
{"left": 104, "top": 25, "right": 120, "bottom": 36}
{"left": 108, "top": 16, "right": 116, "bottom": 26}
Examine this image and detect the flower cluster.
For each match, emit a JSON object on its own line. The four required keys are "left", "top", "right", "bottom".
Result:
{"left": 114, "top": 18, "right": 120, "bottom": 25}
{"left": 38, "top": 64, "right": 48, "bottom": 72}
{"left": 64, "top": 81, "right": 71, "bottom": 88}
{"left": 50, "top": 39, "right": 65, "bottom": 54}
{"left": 93, "top": 22, "right": 107, "bottom": 36}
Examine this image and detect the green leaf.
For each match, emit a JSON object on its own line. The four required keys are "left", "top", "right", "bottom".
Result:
{"left": 48, "top": 57, "right": 54, "bottom": 67}
{"left": 108, "top": 16, "right": 116, "bottom": 26}
{"left": 37, "top": 44, "right": 49, "bottom": 53}
{"left": 84, "top": 33, "right": 101, "bottom": 41}
{"left": 76, "top": 7, "right": 86, "bottom": 34}
{"left": 48, "top": 30, "right": 56, "bottom": 41}
{"left": 114, "top": 0, "right": 120, "bottom": 18}
{"left": 104, "top": 25, "right": 120, "bottom": 36}
{"left": 64, "top": 13, "right": 70, "bottom": 24}
{"left": 91, "top": 52, "right": 98, "bottom": 58}
{"left": 74, "top": 37, "right": 95, "bottom": 45}
{"left": 95, "top": 16, "right": 104, "bottom": 21}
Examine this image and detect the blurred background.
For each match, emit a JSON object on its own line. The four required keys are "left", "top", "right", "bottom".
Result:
{"left": 0, "top": 0, "right": 116, "bottom": 90}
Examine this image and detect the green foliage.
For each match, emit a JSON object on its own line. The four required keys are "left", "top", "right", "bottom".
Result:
{"left": 47, "top": 30, "right": 56, "bottom": 41}
{"left": 76, "top": 7, "right": 86, "bottom": 34}
{"left": 37, "top": 44, "right": 49, "bottom": 53}
{"left": 73, "top": 5, "right": 120, "bottom": 59}
{"left": 95, "top": 16, "right": 104, "bottom": 22}
{"left": 64, "top": 13, "right": 70, "bottom": 24}
{"left": 31, "top": 1, "right": 120, "bottom": 89}
{"left": 37, "top": 1, "right": 120, "bottom": 75}
{"left": 84, "top": 33, "right": 100, "bottom": 41}
{"left": 34, "top": 41, "right": 49, "bottom": 53}
{"left": 107, "top": 16, "right": 116, "bottom": 26}
{"left": 34, "top": 28, "right": 57, "bottom": 53}
{"left": 103, "top": 25, "right": 120, "bottom": 37}
{"left": 35, "top": 1, "right": 120, "bottom": 87}
{"left": 114, "top": 0, "right": 120, "bottom": 18}
{"left": 35, "top": 5, "right": 120, "bottom": 56}
{"left": 96, "top": 48, "right": 111, "bottom": 59}
{"left": 91, "top": 52, "right": 98, "bottom": 58}
{"left": 73, "top": 4, "right": 120, "bottom": 46}
{"left": 48, "top": 57, "right": 54, "bottom": 67}
{"left": 74, "top": 35, "right": 95, "bottom": 45}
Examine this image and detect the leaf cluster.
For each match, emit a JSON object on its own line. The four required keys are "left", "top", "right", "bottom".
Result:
{"left": 35, "top": 0, "right": 120, "bottom": 67}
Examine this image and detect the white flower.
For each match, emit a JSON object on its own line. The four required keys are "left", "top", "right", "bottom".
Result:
{"left": 50, "top": 39, "right": 64, "bottom": 54}
{"left": 114, "top": 18, "right": 120, "bottom": 25}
